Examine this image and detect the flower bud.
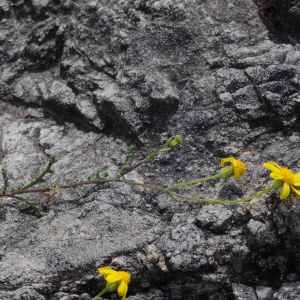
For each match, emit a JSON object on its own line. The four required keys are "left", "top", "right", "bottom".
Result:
{"left": 166, "top": 135, "right": 183, "bottom": 148}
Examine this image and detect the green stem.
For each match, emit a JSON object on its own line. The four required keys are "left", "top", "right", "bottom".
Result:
{"left": 167, "top": 184, "right": 276, "bottom": 206}
{"left": 92, "top": 287, "right": 107, "bottom": 300}
{"left": 117, "top": 179, "right": 167, "bottom": 193}
{"left": 0, "top": 178, "right": 113, "bottom": 198}
{"left": 16, "top": 158, "right": 55, "bottom": 193}
{"left": 165, "top": 173, "right": 222, "bottom": 191}
{"left": 169, "top": 192, "right": 249, "bottom": 205}
{"left": 239, "top": 184, "right": 275, "bottom": 203}
{"left": 92, "top": 282, "right": 119, "bottom": 300}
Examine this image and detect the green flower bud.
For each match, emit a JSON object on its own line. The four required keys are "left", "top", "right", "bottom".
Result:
{"left": 166, "top": 135, "right": 183, "bottom": 148}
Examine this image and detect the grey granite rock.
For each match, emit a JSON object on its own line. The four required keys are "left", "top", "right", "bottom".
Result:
{"left": 247, "top": 219, "right": 278, "bottom": 247}
{"left": 1, "top": 0, "right": 300, "bottom": 299}
{"left": 196, "top": 205, "right": 234, "bottom": 233}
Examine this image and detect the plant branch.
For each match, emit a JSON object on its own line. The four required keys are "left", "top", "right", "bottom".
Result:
{"left": 15, "top": 158, "right": 55, "bottom": 193}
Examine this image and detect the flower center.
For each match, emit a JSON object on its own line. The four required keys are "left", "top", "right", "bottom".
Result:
{"left": 281, "top": 168, "right": 295, "bottom": 185}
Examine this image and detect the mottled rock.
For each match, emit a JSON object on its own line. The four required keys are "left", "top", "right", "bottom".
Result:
{"left": 256, "top": 286, "right": 274, "bottom": 300}
{"left": 13, "top": 75, "right": 43, "bottom": 105}
{"left": 11, "top": 286, "right": 45, "bottom": 300}
{"left": 273, "top": 282, "right": 300, "bottom": 300}
{"left": 79, "top": 294, "right": 91, "bottom": 300}
{"left": 128, "top": 289, "right": 165, "bottom": 300}
{"left": 232, "top": 284, "right": 258, "bottom": 300}
{"left": 24, "top": 19, "right": 65, "bottom": 69}
{"left": 247, "top": 219, "right": 278, "bottom": 247}
{"left": 196, "top": 205, "right": 234, "bottom": 233}
{"left": 1, "top": 0, "right": 300, "bottom": 299}
{"left": 32, "top": 0, "right": 50, "bottom": 8}
{"left": 49, "top": 80, "right": 76, "bottom": 106}
{"left": 143, "top": 71, "right": 179, "bottom": 112}
{"left": 60, "top": 295, "right": 80, "bottom": 300}
{"left": 94, "top": 83, "right": 144, "bottom": 136}
{"left": 0, "top": 0, "right": 9, "bottom": 15}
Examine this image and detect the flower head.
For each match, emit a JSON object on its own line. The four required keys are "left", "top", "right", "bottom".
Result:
{"left": 263, "top": 161, "right": 300, "bottom": 200}
{"left": 220, "top": 157, "right": 247, "bottom": 180}
{"left": 97, "top": 267, "right": 131, "bottom": 300}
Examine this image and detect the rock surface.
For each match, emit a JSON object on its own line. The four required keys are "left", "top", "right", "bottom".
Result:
{"left": 1, "top": 0, "right": 300, "bottom": 299}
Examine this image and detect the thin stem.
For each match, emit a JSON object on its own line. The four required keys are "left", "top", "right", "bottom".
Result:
{"left": 118, "top": 146, "right": 137, "bottom": 176}
{"left": 165, "top": 173, "right": 221, "bottom": 191}
{"left": 0, "top": 178, "right": 114, "bottom": 198}
{"left": 16, "top": 158, "right": 55, "bottom": 193}
{"left": 119, "top": 158, "right": 147, "bottom": 177}
{"left": 92, "top": 286, "right": 107, "bottom": 300}
{"left": 117, "top": 179, "right": 168, "bottom": 193}
{"left": 170, "top": 192, "right": 252, "bottom": 205}
{"left": 239, "top": 185, "right": 274, "bottom": 203}
{"left": 169, "top": 184, "right": 275, "bottom": 205}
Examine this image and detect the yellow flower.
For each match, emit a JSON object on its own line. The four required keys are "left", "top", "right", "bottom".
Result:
{"left": 97, "top": 267, "right": 131, "bottom": 300}
{"left": 263, "top": 161, "right": 300, "bottom": 200}
{"left": 220, "top": 157, "right": 247, "bottom": 180}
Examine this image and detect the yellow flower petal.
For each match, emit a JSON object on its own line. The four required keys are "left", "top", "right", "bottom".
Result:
{"left": 292, "top": 186, "right": 300, "bottom": 197}
{"left": 280, "top": 182, "right": 290, "bottom": 200}
{"left": 220, "top": 157, "right": 246, "bottom": 180}
{"left": 104, "top": 270, "right": 131, "bottom": 286}
{"left": 97, "top": 267, "right": 117, "bottom": 279}
{"left": 117, "top": 280, "right": 128, "bottom": 300}
{"left": 118, "top": 271, "right": 131, "bottom": 284}
{"left": 220, "top": 157, "right": 234, "bottom": 168}
{"left": 270, "top": 172, "right": 284, "bottom": 180}
{"left": 294, "top": 172, "right": 300, "bottom": 185}
{"left": 263, "top": 161, "right": 282, "bottom": 173}
{"left": 96, "top": 268, "right": 131, "bottom": 300}
{"left": 233, "top": 159, "right": 247, "bottom": 180}
{"left": 106, "top": 272, "right": 124, "bottom": 284}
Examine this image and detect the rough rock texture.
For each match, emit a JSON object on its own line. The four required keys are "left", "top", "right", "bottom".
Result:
{"left": 1, "top": 0, "right": 300, "bottom": 299}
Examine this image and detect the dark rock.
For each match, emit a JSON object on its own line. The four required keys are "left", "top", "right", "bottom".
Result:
{"left": 254, "top": 0, "right": 300, "bottom": 39}
{"left": 24, "top": 18, "right": 65, "bottom": 70}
